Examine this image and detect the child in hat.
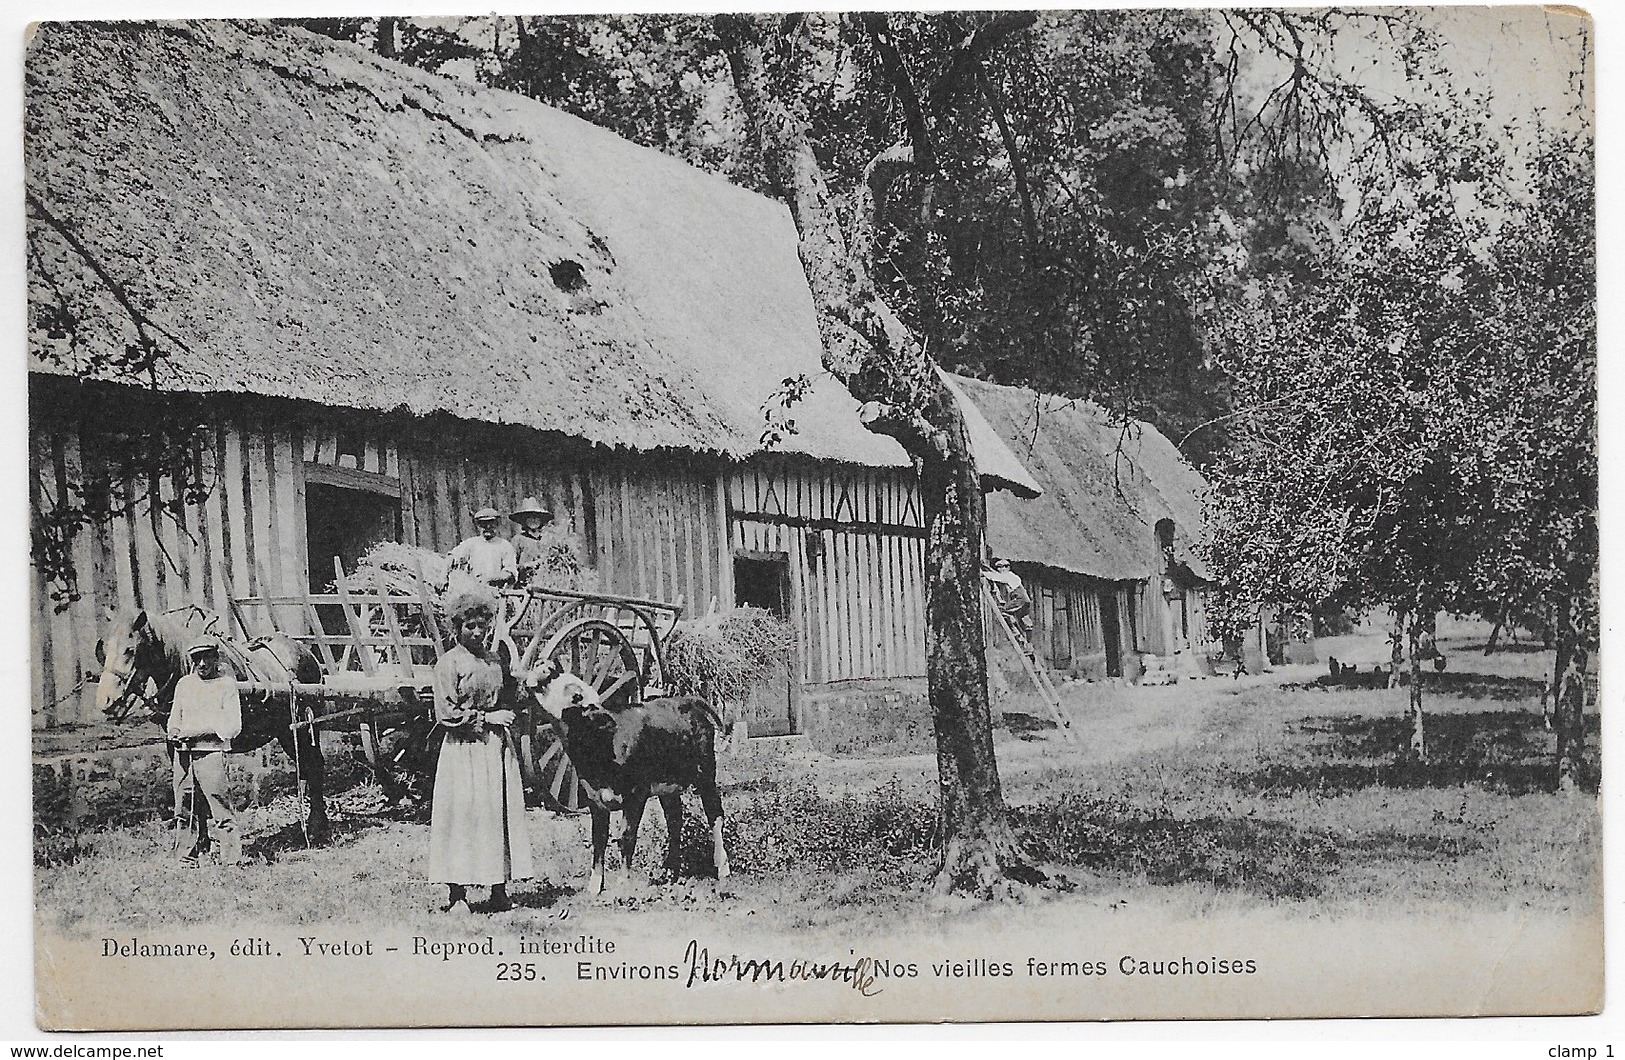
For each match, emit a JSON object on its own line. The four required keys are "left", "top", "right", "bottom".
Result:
{"left": 167, "top": 637, "right": 244, "bottom": 865}
{"left": 508, "top": 496, "right": 554, "bottom": 587}
{"left": 449, "top": 507, "right": 517, "bottom": 588}
{"left": 428, "top": 590, "right": 533, "bottom": 913}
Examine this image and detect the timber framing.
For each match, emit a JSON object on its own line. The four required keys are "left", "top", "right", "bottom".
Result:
{"left": 729, "top": 509, "right": 927, "bottom": 539}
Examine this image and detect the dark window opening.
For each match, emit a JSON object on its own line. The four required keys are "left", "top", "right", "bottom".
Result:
{"left": 734, "top": 554, "right": 789, "bottom": 618}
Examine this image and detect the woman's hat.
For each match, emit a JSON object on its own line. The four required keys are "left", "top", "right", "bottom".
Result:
{"left": 510, "top": 496, "right": 553, "bottom": 525}
{"left": 186, "top": 636, "right": 221, "bottom": 657}
{"left": 472, "top": 507, "right": 501, "bottom": 523}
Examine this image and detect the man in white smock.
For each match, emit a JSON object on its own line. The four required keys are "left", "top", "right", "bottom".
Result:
{"left": 450, "top": 507, "right": 517, "bottom": 588}
{"left": 168, "top": 637, "right": 244, "bottom": 865}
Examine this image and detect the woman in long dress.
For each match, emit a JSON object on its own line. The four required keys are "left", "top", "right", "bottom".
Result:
{"left": 429, "top": 590, "right": 532, "bottom": 913}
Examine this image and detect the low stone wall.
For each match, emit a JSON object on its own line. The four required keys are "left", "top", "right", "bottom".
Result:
{"left": 33, "top": 731, "right": 372, "bottom": 846}
{"left": 795, "top": 679, "right": 934, "bottom": 757}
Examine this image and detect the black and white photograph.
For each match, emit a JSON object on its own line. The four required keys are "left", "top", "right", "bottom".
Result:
{"left": 22, "top": 6, "right": 1599, "bottom": 1030}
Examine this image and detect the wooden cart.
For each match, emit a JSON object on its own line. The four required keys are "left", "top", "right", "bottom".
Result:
{"left": 494, "top": 585, "right": 685, "bottom": 813}
{"left": 233, "top": 559, "right": 684, "bottom": 814}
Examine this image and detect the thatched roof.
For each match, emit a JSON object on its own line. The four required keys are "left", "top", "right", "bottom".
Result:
{"left": 26, "top": 19, "right": 1038, "bottom": 492}
{"left": 954, "top": 375, "right": 1211, "bottom": 583}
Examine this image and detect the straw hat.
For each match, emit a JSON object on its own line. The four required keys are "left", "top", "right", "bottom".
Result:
{"left": 510, "top": 496, "right": 553, "bottom": 526}
{"left": 472, "top": 507, "right": 501, "bottom": 523}
{"left": 186, "top": 636, "right": 221, "bottom": 658}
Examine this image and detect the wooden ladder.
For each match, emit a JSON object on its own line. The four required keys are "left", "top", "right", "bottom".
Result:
{"left": 982, "top": 581, "right": 1073, "bottom": 740}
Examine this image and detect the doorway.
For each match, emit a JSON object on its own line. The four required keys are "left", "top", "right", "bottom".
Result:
{"left": 732, "top": 551, "right": 796, "bottom": 737}
{"left": 1100, "top": 589, "right": 1123, "bottom": 678}
{"left": 305, "top": 480, "right": 402, "bottom": 592}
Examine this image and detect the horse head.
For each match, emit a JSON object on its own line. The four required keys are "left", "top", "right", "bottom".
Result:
{"left": 95, "top": 609, "right": 179, "bottom": 722}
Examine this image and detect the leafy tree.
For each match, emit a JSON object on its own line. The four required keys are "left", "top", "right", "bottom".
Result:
{"left": 710, "top": 12, "right": 1051, "bottom": 894}
{"left": 705, "top": 11, "right": 1444, "bottom": 885}
{"left": 1206, "top": 78, "right": 1595, "bottom": 783}
{"left": 1208, "top": 151, "right": 1505, "bottom": 758}
{"left": 1463, "top": 134, "right": 1596, "bottom": 788}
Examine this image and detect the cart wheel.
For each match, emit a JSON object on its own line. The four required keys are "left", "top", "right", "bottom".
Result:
{"left": 532, "top": 725, "right": 588, "bottom": 814}
{"left": 523, "top": 618, "right": 645, "bottom": 814}
{"left": 542, "top": 618, "right": 644, "bottom": 709}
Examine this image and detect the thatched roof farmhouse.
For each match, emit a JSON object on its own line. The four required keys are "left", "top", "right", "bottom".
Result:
{"left": 27, "top": 19, "right": 1033, "bottom": 485}
{"left": 27, "top": 19, "right": 1201, "bottom": 729}
{"left": 957, "top": 376, "right": 1212, "bottom": 678}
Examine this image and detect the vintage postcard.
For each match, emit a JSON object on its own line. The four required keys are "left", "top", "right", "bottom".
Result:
{"left": 26, "top": 9, "right": 1598, "bottom": 1030}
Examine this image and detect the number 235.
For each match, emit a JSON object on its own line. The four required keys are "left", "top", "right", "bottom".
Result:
{"left": 496, "top": 962, "right": 537, "bottom": 981}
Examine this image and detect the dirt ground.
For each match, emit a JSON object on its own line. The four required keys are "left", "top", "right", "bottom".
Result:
{"left": 36, "top": 634, "right": 1601, "bottom": 942}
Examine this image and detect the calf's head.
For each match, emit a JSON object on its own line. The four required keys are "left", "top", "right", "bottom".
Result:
{"left": 528, "top": 661, "right": 612, "bottom": 733}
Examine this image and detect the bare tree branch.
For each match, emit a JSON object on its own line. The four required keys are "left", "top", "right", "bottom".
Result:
{"left": 977, "top": 66, "right": 1039, "bottom": 259}
{"left": 27, "top": 190, "right": 192, "bottom": 384}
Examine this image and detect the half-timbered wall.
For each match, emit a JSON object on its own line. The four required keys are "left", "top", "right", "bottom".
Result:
{"left": 389, "top": 425, "right": 591, "bottom": 556}
{"left": 1171, "top": 587, "right": 1211, "bottom": 652}
{"left": 1028, "top": 575, "right": 1106, "bottom": 673}
{"left": 38, "top": 384, "right": 1176, "bottom": 726}
{"left": 727, "top": 461, "right": 926, "bottom": 684}
{"left": 1134, "top": 581, "right": 1166, "bottom": 657}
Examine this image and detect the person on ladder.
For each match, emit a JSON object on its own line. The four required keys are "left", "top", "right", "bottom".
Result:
{"left": 985, "top": 558, "right": 1035, "bottom": 652}
{"left": 167, "top": 637, "right": 244, "bottom": 866}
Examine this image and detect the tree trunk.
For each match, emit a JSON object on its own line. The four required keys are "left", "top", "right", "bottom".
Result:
{"left": 714, "top": 13, "right": 1038, "bottom": 893}
{"left": 1387, "top": 610, "right": 1405, "bottom": 689}
{"left": 1483, "top": 601, "right": 1507, "bottom": 656}
{"left": 1406, "top": 615, "right": 1426, "bottom": 761}
{"left": 920, "top": 422, "right": 1037, "bottom": 894}
{"left": 375, "top": 17, "right": 397, "bottom": 58}
{"left": 1552, "top": 594, "right": 1589, "bottom": 793}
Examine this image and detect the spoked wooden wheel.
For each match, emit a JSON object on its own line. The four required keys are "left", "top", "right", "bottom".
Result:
{"left": 522, "top": 618, "right": 644, "bottom": 815}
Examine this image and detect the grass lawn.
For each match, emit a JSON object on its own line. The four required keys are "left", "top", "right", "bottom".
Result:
{"left": 36, "top": 636, "right": 1600, "bottom": 938}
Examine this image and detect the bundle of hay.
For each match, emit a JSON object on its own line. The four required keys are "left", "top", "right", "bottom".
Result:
{"left": 520, "top": 526, "right": 600, "bottom": 593}
{"left": 344, "top": 541, "right": 451, "bottom": 599}
{"left": 664, "top": 606, "right": 795, "bottom": 704}
{"left": 343, "top": 533, "right": 599, "bottom": 613}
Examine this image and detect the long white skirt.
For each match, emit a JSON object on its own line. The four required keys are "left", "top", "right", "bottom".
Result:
{"left": 428, "top": 728, "right": 533, "bottom": 885}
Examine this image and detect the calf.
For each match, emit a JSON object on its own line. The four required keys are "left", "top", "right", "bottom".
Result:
{"left": 530, "top": 663, "right": 729, "bottom": 893}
